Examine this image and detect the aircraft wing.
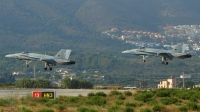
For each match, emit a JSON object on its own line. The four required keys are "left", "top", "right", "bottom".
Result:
{"left": 40, "top": 58, "right": 57, "bottom": 64}
{"left": 157, "top": 53, "right": 174, "bottom": 59}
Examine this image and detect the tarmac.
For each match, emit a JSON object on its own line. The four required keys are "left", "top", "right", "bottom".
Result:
{"left": 0, "top": 89, "right": 128, "bottom": 98}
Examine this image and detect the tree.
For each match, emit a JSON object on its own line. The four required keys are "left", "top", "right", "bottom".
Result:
{"left": 62, "top": 78, "right": 71, "bottom": 88}
{"left": 0, "top": 73, "right": 15, "bottom": 83}
{"left": 185, "top": 81, "right": 195, "bottom": 88}
{"left": 178, "top": 80, "right": 195, "bottom": 88}
{"left": 62, "top": 78, "right": 93, "bottom": 89}
{"left": 15, "top": 78, "right": 51, "bottom": 88}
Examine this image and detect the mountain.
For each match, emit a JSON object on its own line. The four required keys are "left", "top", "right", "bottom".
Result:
{"left": 1, "top": 0, "right": 200, "bottom": 51}
{"left": 2, "top": 1, "right": 200, "bottom": 86}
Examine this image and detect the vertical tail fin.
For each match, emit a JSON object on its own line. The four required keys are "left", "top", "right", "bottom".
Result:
{"left": 182, "top": 44, "right": 188, "bottom": 53}
{"left": 65, "top": 49, "right": 71, "bottom": 59}
{"left": 171, "top": 43, "right": 183, "bottom": 53}
{"left": 54, "top": 49, "right": 71, "bottom": 60}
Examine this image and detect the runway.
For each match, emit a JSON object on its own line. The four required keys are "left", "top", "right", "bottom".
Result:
{"left": 0, "top": 89, "right": 128, "bottom": 98}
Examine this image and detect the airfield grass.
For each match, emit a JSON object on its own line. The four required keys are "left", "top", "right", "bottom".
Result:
{"left": 1, "top": 88, "right": 200, "bottom": 112}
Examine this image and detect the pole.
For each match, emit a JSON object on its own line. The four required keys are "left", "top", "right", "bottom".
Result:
{"left": 34, "top": 64, "right": 36, "bottom": 80}
{"left": 182, "top": 72, "right": 185, "bottom": 88}
{"left": 183, "top": 77, "right": 184, "bottom": 88}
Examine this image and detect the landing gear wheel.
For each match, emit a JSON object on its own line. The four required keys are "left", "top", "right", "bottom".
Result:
{"left": 165, "top": 62, "right": 168, "bottom": 65}
{"left": 26, "top": 65, "right": 29, "bottom": 68}
{"left": 49, "top": 67, "right": 52, "bottom": 71}
{"left": 44, "top": 67, "right": 47, "bottom": 70}
{"left": 143, "top": 60, "right": 145, "bottom": 63}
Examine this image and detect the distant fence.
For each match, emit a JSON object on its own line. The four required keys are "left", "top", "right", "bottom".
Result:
{"left": 93, "top": 85, "right": 122, "bottom": 89}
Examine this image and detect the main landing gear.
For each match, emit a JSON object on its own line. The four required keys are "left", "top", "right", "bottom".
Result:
{"left": 142, "top": 55, "right": 148, "bottom": 63}
{"left": 44, "top": 63, "right": 53, "bottom": 71}
{"left": 161, "top": 57, "right": 168, "bottom": 65}
{"left": 25, "top": 60, "right": 31, "bottom": 68}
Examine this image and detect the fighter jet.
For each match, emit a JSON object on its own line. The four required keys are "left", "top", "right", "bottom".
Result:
{"left": 122, "top": 43, "right": 192, "bottom": 65}
{"left": 5, "top": 49, "right": 75, "bottom": 70}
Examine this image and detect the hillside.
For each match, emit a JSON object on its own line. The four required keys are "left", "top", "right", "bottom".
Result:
{"left": 1, "top": 0, "right": 200, "bottom": 51}
{"left": 1, "top": 1, "right": 200, "bottom": 86}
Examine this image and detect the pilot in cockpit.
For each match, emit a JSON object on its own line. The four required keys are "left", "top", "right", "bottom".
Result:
{"left": 139, "top": 47, "right": 145, "bottom": 49}
{"left": 22, "top": 51, "right": 29, "bottom": 54}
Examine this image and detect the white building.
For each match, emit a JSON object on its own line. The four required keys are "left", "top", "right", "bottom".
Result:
{"left": 158, "top": 76, "right": 177, "bottom": 88}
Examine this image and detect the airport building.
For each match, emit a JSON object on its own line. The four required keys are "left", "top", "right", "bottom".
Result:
{"left": 157, "top": 76, "right": 177, "bottom": 88}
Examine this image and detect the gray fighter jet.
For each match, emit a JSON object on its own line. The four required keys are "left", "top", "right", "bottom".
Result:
{"left": 122, "top": 43, "right": 192, "bottom": 65}
{"left": 5, "top": 49, "right": 75, "bottom": 70}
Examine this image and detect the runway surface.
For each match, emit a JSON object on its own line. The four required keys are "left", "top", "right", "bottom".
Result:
{"left": 0, "top": 89, "right": 128, "bottom": 98}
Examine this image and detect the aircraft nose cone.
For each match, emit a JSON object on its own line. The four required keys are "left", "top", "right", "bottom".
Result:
{"left": 122, "top": 50, "right": 129, "bottom": 53}
{"left": 5, "top": 54, "right": 14, "bottom": 58}
{"left": 5, "top": 55, "right": 10, "bottom": 57}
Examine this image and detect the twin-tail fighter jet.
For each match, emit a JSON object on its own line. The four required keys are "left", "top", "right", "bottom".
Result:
{"left": 5, "top": 49, "right": 75, "bottom": 70}
{"left": 122, "top": 43, "right": 192, "bottom": 65}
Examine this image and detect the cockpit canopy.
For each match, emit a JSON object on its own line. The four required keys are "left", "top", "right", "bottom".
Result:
{"left": 139, "top": 47, "right": 145, "bottom": 49}
{"left": 22, "top": 51, "right": 29, "bottom": 54}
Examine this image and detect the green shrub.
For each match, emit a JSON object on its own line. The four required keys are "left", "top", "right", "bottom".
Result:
{"left": 0, "top": 99, "right": 8, "bottom": 106}
{"left": 0, "top": 98, "right": 18, "bottom": 106}
{"left": 187, "top": 102, "right": 199, "bottom": 110}
{"left": 67, "top": 96, "right": 79, "bottom": 103}
{"left": 118, "top": 95, "right": 126, "bottom": 100}
{"left": 45, "top": 101, "right": 53, "bottom": 107}
{"left": 109, "top": 90, "right": 122, "bottom": 96}
{"left": 24, "top": 94, "right": 34, "bottom": 101}
{"left": 160, "top": 97, "right": 179, "bottom": 105}
{"left": 176, "top": 92, "right": 191, "bottom": 100}
{"left": 28, "top": 102, "right": 37, "bottom": 106}
{"left": 125, "top": 102, "right": 137, "bottom": 107}
{"left": 147, "top": 99, "right": 158, "bottom": 106}
{"left": 38, "top": 108, "right": 54, "bottom": 112}
{"left": 179, "top": 105, "right": 188, "bottom": 112}
{"left": 77, "top": 106, "right": 88, "bottom": 112}
{"left": 20, "top": 97, "right": 25, "bottom": 101}
{"left": 35, "top": 98, "right": 49, "bottom": 103}
{"left": 78, "top": 94, "right": 83, "bottom": 97}
{"left": 45, "top": 99, "right": 62, "bottom": 107}
{"left": 125, "top": 106, "right": 134, "bottom": 112}
{"left": 95, "top": 91, "right": 107, "bottom": 97}
{"left": 87, "top": 92, "right": 95, "bottom": 97}
{"left": 108, "top": 105, "right": 123, "bottom": 112}
{"left": 140, "top": 108, "right": 152, "bottom": 112}
{"left": 152, "top": 105, "right": 164, "bottom": 112}
{"left": 116, "top": 100, "right": 123, "bottom": 105}
{"left": 124, "top": 91, "right": 133, "bottom": 96}
{"left": 21, "top": 100, "right": 29, "bottom": 105}
{"left": 189, "top": 97, "right": 197, "bottom": 103}
{"left": 21, "top": 107, "right": 33, "bottom": 112}
{"left": 55, "top": 104, "right": 65, "bottom": 111}
{"left": 126, "top": 102, "right": 143, "bottom": 107}
{"left": 52, "top": 99, "right": 62, "bottom": 104}
{"left": 7, "top": 98, "right": 18, "bottom": 106}
{"left": 58, "top": 96, "right": 68, "bottom": 102}
{"left": 134, "top": 92, "right": 154, "bottom": 102}
{"left": 156, "top": 89, "right": 172, "bottom": 97}
{"left": 77, "top": 106, "right": 98, "bottom": 112}
{"left": 86, "top": 96, "right": 106, "bottom": 106}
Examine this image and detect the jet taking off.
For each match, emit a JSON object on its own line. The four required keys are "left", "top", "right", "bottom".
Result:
{"left": 5, "top": 49, "right": 75, "bottom": 70}
{"left": 122, "top": 43, "right": 192, "bottom": 65}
